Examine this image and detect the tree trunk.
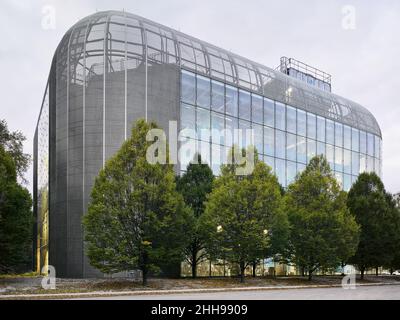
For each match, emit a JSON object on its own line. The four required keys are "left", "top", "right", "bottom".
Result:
{"left": 209, "top": 259, "right": 212, "bottom": 277}
{"left": 192, "top": 261, "right": 197, "bottom": 279}
{"left": 376, "top": 267, "right": 379, "bottom": 276}
{"left": 360, "top": 267, "right": 365, "bottom": 280}
{"left": 141, "top": 251, "right": 149, "bottom": 286}
{"left": 301, "top": 266, "right": 305, "bottom": 277}
{"left": 308, "top": 270, "right": 313, "bottom": 281}
{"left": 390, "top": 268, "right": 394, "bottom": 275}
{"left": 252, "top": 262, "right": 257, "bottom": 278}
{"left": 341, "top": 262, "right": 346, "bottom": 276}
{"left": 142, "top": 268, "right": 148, "bottom": 286}
{"left": 240, "top": 262, "right": 245, "bottom": 283}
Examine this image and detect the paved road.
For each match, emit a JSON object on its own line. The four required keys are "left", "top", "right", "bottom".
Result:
{"left": 78, "top": 285, "right": 400, "bottom": 300}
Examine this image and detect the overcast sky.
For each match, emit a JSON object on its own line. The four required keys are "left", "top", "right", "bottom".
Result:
{"left": 1, "top": 0, "right": 399, "bottom": 193}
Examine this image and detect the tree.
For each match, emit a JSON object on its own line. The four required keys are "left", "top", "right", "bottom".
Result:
{"left": 0, "top": 145, "right": 33, "bottom": 273}
{"left": 0, "top": 119, "right": 31, "bottom": 182}
{"left": 284, "top": 155, "right": 360, "bottom": 281}
{"left": 82, "top": 119, "right": 194, "bottom": 285}
{"left": 176, "top": 154, "right": 214, "bottom": 278}
{"left": 200, "top": 147, "right": 288, "bottom": 283}
{"left": 348, "top": 173, "right": 400, "bottom": 279}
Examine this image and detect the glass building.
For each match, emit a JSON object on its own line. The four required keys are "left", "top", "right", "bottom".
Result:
{"left": 34, "top": 10, "right": 382, "bottom": 278}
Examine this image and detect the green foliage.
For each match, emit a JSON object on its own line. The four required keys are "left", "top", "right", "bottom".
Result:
{"left": 0, "top": 145, "right": 33, "bottom": 273}
{"left": 0, "top": 119, "right": 31, "bottom": 182}
{"left": 82, "top": 119, "right": 194, "bottom": 285}
{"left": 284, "top": 155, "right": 359, "bottom": 280}
{"left": 200, "top": 147, "right": 288, "bottom": 282}
{"left": 176, "top": 154, "right": 214, "bottom": 278}
{"left": 348, "top": 173, "right": 400, "bottom": 277}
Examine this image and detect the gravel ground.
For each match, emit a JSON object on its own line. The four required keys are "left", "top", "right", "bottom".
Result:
{"left": 1, "top": 275, "right": 400, "bottom": 296}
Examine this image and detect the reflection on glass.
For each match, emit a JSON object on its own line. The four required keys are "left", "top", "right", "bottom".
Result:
{"left": 196, "top": 75, "right": 210, "bottom": 109}
{"left": 286, "top": 133, "right": 297, "bottom": 162}
{"left": 344, "top": 125, "right": 351, "bottom": 150}
{"left": 239, "top": 90, "right": 251, "bottom": 121}
{"left": 276, "top": 159, "right": 286, "bottom": 187}
{"left": 253, "top": 123, "right": 263, "bottom": 155}
{"left": 335, "top": 147, "right": 343, "bottom": 172}
{"left": 211, "top": 80, "right": 225, "bottom": 113}
{"left": 307, "top": 113, "right": 316, "bottom": 140}
{"left": 264, "top": 127, "right": 274, "bottom": 157}
{"left": 197, "top": 107, "right": 210, "bottom": 142}
{"left": 252, "top": 94, "right": 263, "bottom": 124}
{"left": 226, "top": 85, "right": 238, "bottom": 117}
{"left": 297, "top": 110, "right": 306, "bottom": 137}
{"left": 287, "top": 161, "right": 297, "bottom": 185}
{"left": 335, "top": 123, "right": 343, "bottom": 147}
{"left": 211, "top": 112, "right": 224, "bottom": 145}
{"left": 181, "top": 70, "right": 196, "bottom": 105}
{"left": 326, "top": 119, "right": 335, "bottom": 145}
{"left": 275, "top": 130, "right": 286, "bottom": 159}
{"left": 307, "top": 139, "right": 316, "bottom": 163}
{"left": 352, "top": 151, "right": 360, "bottom": 176}
{"left": 181, "top": 103, "right": 195, "bottom": 138}
{"left": 317, "top": 116, "right": 326, "bottom": 142}
{"left": 275, "top": 102, "right": 286, "bottom": 131}
{"left": 286, "top": 106, "right": 296, "bottom": 134}
{"left": 326, "top": 144, "right": 334, "bottom": 170}
{"left": 343, "top": 149, "right": 351, "bottom": 174}
{"left": 317, "top": 141, "right": 325, "bottom": 157}
{"left": 297, "top": 136, "right": 307, "bottom": 164}
{"left": 352, "top": 128, "right": 359, "bottom": 152}
{"left": 264, "top": 98, "right": 274, "bottom": 127}
{"left": 367, "top": 133, "right": 374, "bottom": 157}
{"left": 360, "top": 131, "right": 367, "bottom": 154}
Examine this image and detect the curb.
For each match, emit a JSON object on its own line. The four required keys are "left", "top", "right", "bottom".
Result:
{"left": 1, "top": 282, "right": 400, "bottom": 300}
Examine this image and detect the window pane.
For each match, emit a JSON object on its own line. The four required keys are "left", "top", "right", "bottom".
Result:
{"left": 297, "top": 163, "right": 306, "bottom": 175}
{"left": 239, "top": 120, "right": 251, "bottom": 149}
{"left": 374, "top": 136, "right": 381, "bottom": 159}
{"left": 317, "top": 116, "right": 326, "bottom": 142}
{"left": 264, "top": 155, "right": 274, "bottom": 171}
{"left": 211, "top": 112, "right": 225, "bottom": 145}
{"left": 352, "top": 128, "right": 359, "bottom": 152}
{"left": 297, "top": 110, "right": 306, "bottom": 137}
{"left": 226, "top": 85, "right": 238, "bottom": 117}
{"left": 181, "top": 70, "right": 196, "bottom": 105}
{"left": 343, "top": 174, "right": 352, "bottom": 192}
{"left": 367, "top": 155, "right": 374, "bottom": 172}
{"left": 253, "top": 123, "right": 263, "bottom": 155}
{"left": 352, "top": 152, "right": 359, "bottom": 175}
{"left": 211, "top": 80, "right": 225, "bottom": 113}
{"left": 360, "top": 153, "right": 366, "bottom": 173}
{"left": 326, "top": 144, "right": 334, "bottom": 170}
{"left": 180, "top": 103, "right": 195, "bottom": 138}
{"left": 297, "top": 136, "right": 307, "bottom": 164}
{"left": 287, "top": 161, "right": 297, "bottom": 186}
{"left": 286, "top": 106, "right": 297, "bottom": 134}
{"left": 275, "top": 102, "right": 286, "bottom": 131}
{"left": 307, "top": 139, "right": 316, "bottom": 163}
{"left": 317, "top": 141, "right": 325, "bottom": 157}
{"left": 264, "top": 98, "right": 274, "bottom": 127}
{"left": 360, "top": 131, "right": 367, "bottom": 154}
{"left": 264, "top": 126, "right": 274, "bottom": 157}
{"left": 335, "top": 123, "right": 343, "bottom": 147}
{"left": 275, "top": 158, "right": 286, "bottom": 188}
{"left": 335, "top": 172, "right": 343, "bottom": 189}
{"left": 196, "top": 75, "right": 210, "bottom": 108}
{"left": 326, "top": 119, "right": 335, "bottom": 145}
{"left": 239, "top": 90, "right": 251, "bottom": 121}
{"left": 335, "top": 147, "right": 343, "bottom": 172}
{"left": 252, "top": 94, "right": 263, "bottom": 124}
{"left": 225, "top": 116, "right": 238, "bottom": 147}
{"left": 275, "top": 130, "right": 286, "bottom": 159}
{"left": 344, "top": 149, "right": 351, "bottom": 174}
{"left": 344, "top": 125, "right": 351, "bottom": 149}
{"left": 367, "top": 133, "right": 374, "bottom": 156}
{"left": 307, "top": 113, "right": 316, "bottom": 140}
{"left": 197, "top": 108, "right": 210, "bottom": 142}
{"left": 286, "top": 133, "right": 297, "bottom": 162}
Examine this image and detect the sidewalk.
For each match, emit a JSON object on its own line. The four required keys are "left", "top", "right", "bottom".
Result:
{"left": 1, "top": 281, "right": 400, "bottom": 300}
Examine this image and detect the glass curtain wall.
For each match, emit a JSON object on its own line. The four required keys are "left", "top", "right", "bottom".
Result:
{"left": 180, "top": 69, "right": 382, "bottom": 191}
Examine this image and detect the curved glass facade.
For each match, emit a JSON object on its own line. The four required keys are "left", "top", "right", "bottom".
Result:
{"left": 34, "top": 10, "right": 382, "bottom": 278}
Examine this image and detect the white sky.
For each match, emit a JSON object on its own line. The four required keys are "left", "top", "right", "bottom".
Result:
{"left": 1, "top": 0, "right": 399, "bottom": 193}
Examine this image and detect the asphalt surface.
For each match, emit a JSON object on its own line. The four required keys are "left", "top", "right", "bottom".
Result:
{"left": 77, "top": 284, "right": 400, "bottom": 300}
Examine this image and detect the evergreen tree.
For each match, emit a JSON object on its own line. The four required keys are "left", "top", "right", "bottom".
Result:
{"left": 284, "top": 155, "right": 359, "bottom": 280}
{"left": 200, "top": 147, "right": 288, "bottom": 282}
{"left": 176, "top": 154, "right": 214, "bottom": 278}
{"left": 83, "top": 119, "right": 194, "bottom": 285}
{"left": 348, "top": 173, "right": 400, "bottom": 279}
{"left": 0, "top": 145, "right": 33, "bottom": 273}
